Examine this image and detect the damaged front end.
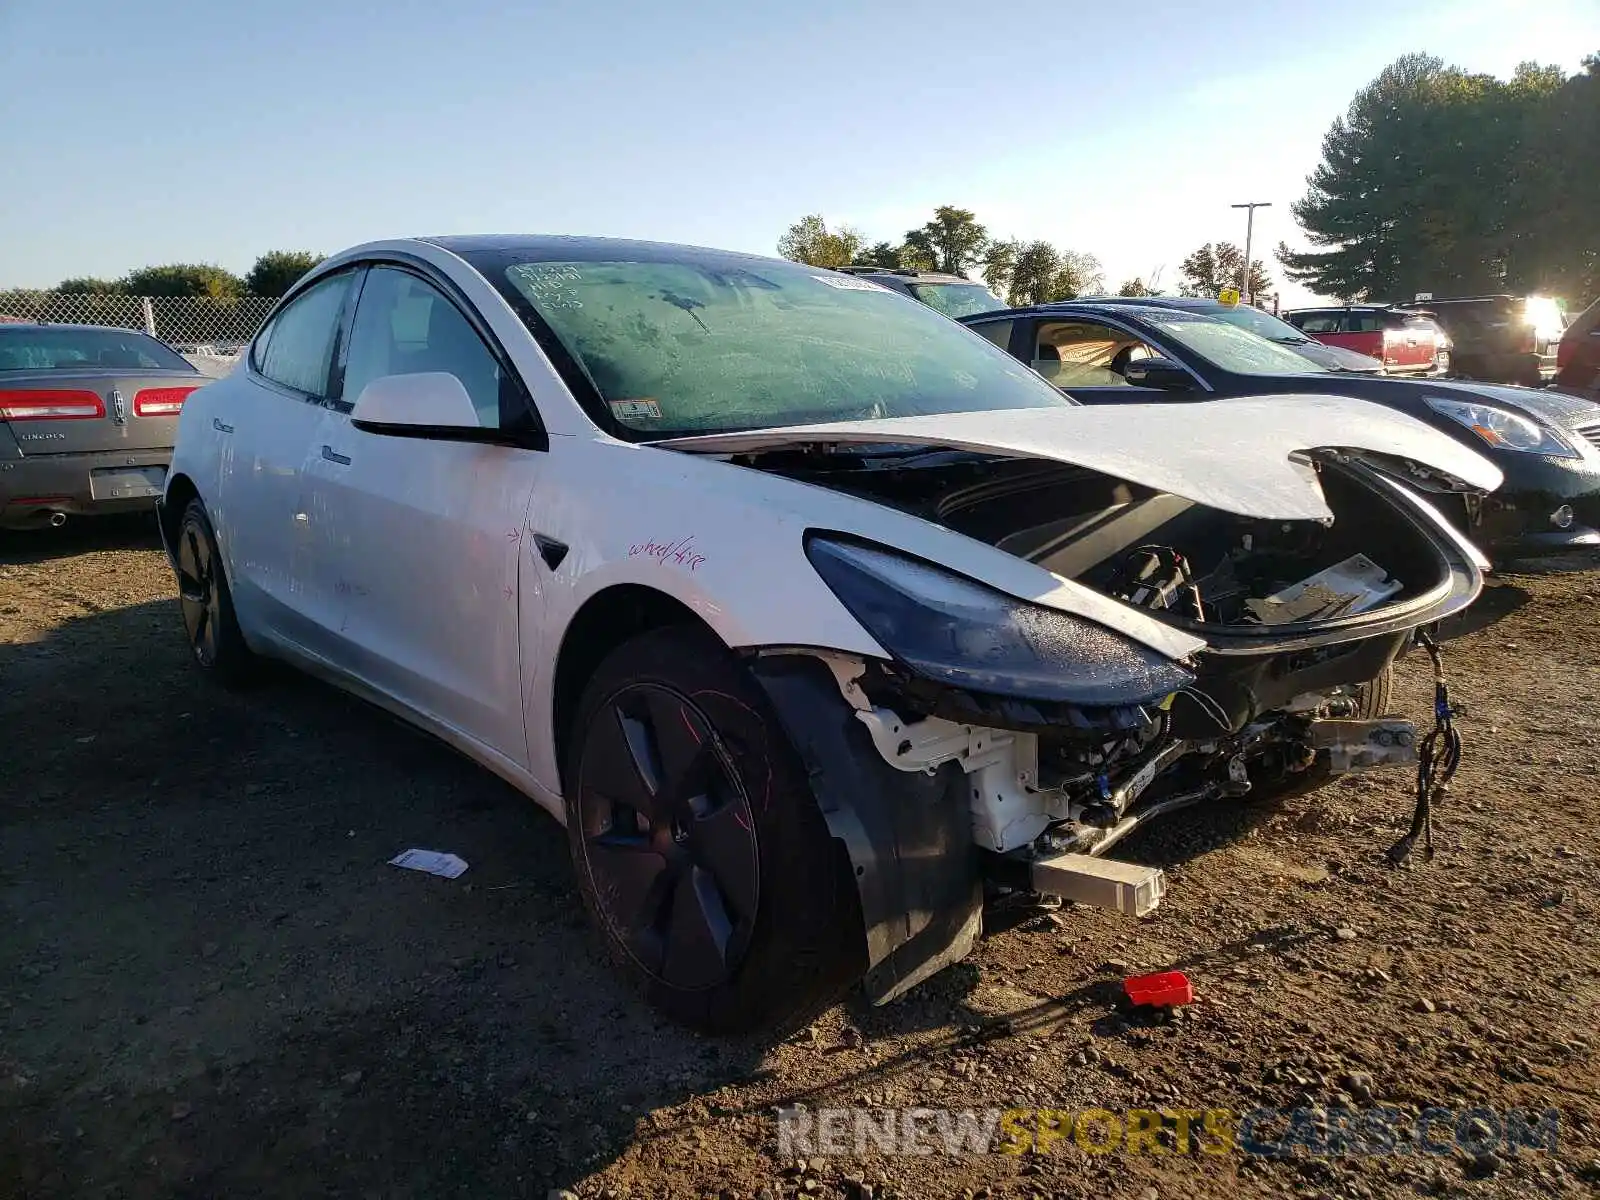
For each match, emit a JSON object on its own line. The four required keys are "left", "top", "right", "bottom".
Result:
{"left": 741, "top": 448, "right": 1486, "bottom": 1005}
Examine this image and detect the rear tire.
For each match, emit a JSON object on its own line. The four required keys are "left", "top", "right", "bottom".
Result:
{"left": 563, "top": 625, "right": 862, "bottom": 1035}
{"left": 1259, "top": 666, "right": 1394, "bottom": 801}
{"left": 175, "top": 499, "right": 254, "bottom": 686}
{"left": 1354, "top": 664, "right": 1392, "bottom": 719}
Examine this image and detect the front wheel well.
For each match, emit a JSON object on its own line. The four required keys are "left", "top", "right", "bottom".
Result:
{"left": 550, "top": 585, "right": 719, "bottom": 790}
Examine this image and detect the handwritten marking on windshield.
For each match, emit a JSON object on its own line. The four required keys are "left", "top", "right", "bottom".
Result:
{"left": 629, "top": 536, "right": 706, "bottom": 572}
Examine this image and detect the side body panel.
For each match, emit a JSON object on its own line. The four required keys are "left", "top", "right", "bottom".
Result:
{"left": 299, "top": 404, "right": 539, "bottom": 766}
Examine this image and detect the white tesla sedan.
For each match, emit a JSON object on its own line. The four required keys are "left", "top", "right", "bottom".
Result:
{"left": 160, "top": 236, "right": 1500, "bottom": 1033}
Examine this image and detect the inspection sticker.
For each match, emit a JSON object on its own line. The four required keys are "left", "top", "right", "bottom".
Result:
{"left": 813, "top": 275, "right": 891, "bottom": 292}
{"left": 609, "top": 398, "right": 663, "bottom": 421}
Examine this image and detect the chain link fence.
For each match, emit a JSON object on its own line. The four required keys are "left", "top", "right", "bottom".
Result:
{"left": 0, "top": 290, "right": 277, "bottom": 377}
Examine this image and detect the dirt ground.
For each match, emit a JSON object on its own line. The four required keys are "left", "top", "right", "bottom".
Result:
{"left": 3, "top": 516, "right": 1600, "bottom": 1200}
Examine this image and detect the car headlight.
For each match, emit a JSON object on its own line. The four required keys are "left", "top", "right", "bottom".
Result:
{"left": 806, "top": 537, "right": 1195, "bottom": 706}
{"left": 1424, "top": 397, "right": 1578, "bottom": 458}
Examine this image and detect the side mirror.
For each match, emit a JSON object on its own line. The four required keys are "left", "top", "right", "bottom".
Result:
{"left": 1122, "top": 357, "right": 1193, "bottom": 391}
{"left": 350, "top": 372, "right": 481, "bottom": 435}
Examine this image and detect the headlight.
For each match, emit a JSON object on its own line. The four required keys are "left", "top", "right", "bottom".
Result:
{"left": 806, "top": 537, "right": 1195, "bottom": 706}
{"left": 1424, "top": 397, "right": 1578, "bottom": 458}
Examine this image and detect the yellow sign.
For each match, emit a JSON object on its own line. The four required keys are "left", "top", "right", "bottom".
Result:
{"left": 1217, "top": 287, "right": 1241, "bottom": 306}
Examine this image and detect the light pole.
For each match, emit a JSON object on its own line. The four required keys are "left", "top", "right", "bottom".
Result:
{"left": 1231, "top": 201, "right": 1271, "bottom": 304}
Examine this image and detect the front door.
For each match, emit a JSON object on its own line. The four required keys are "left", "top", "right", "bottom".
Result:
{"left": 298, "top": 264, "right": 541, "bottom": 764}
{"left": 1022, "top": 317, "right": 1178, "bottom": 404}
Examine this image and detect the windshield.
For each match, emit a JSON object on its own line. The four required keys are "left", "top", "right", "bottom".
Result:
{"left": 0, "top": 327, "right": 194, "bottom": 373}
{"left": 1143, "top": 312, "right": 1331, "bottom": 376}
{"left": 496, "top": 257, "right": 1070, "bottom": 436}
{"left": 907, "top": 281, "right": 1008, "bottom": 318}
{"left": 1200, "top": 303, "right": 1314, "bottom": 344}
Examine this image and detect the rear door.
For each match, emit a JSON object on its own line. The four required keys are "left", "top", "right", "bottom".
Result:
{"left": 1334, "top": 310, "right": 1388, "bottom": 362}
{"left": 218, "top": 269, "right": 359, "bottom": 647}
{"left": 1290, "top": 310, "right": 1364, "bottom": 353}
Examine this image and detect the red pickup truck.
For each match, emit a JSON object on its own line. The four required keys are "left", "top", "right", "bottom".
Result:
{"left": 1283, "top": 306, "right": 1447, "bottom": 375}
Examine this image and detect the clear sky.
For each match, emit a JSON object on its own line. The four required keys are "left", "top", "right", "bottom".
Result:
{"left": 2, "top": 0, "right": 1594, "bottom": 305}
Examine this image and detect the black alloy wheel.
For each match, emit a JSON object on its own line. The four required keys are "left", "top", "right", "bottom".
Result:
{"left": 176, "top": 512, "right": 222, "bottom": 666}
{"left": 563, "top": 625, "right": 864, "bottom": 1034}
{"left": 174, "top": 499, "right": 253, "bottom": 683}
{"left": 573, "top": 682, "right": 760, "bottom": 991}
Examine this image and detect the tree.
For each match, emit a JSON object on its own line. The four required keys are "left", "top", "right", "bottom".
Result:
{"left": 1002, "top": 242, "right": 1106, "bottom": 306}
{"left": 55, "top": 277, "right": 126, "bottom": 294}
{"left": 245, "top": 250, "right": 324, "bottom": 297}
{"left": 852, "top": 241, "right": 905, "bottom": 269}
{"left": 1117, "top": 277, "right": 1152, "bottom": 297}
{"left": 1007, "top": 241, "right": 1061, "bottom": 306}
{"left": 1178, "top": 242, "right": 1271, "bottom": 298}
{"left": 981, "top": 239, "right": 1019, "bottom": 299}
{"left": 1279, "top": 52, "right": 1596, "bottom": 303}
{"left": 903, "top": 206, "right": 989, "bottom": 275}
{"left": 1053, "top": 250, "right": 1106, "bottom": 299}
{"left": 121, "top": 263, "right": 243, "bottom": 299}
{"left": 896, "top": 239, "right": 936, "bottom": 272}
{"left": 776, "top": 215, "right": 866, "bottom": 269}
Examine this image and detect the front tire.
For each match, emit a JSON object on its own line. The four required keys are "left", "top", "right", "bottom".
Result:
{"left": 563, "top": 625, "right": 862, "bottom": 1034}
{"left": 1264, "top": 666, "right": 1394, "bottom": 800}
{"left": 174, "top": 499, "right": 254, "bottom": 686}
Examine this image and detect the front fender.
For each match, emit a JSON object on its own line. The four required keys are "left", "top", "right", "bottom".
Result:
{"left": 748, "top": 652, "right": 982, "bottom": 1005}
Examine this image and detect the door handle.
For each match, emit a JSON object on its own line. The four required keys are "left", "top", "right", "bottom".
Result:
{"left": 321, "top": 445, "right": 351, "bottom": 466}
{"left": 213, "top": 418, "right": 234, "bottom": 434}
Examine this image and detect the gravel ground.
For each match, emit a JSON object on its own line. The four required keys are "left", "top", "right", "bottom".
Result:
{"left": 3, "top": 517, "right": 1599, "bottom": 1199}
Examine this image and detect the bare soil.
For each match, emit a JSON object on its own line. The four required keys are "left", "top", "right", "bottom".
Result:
{"left": 3, "top": 517, "right": 1599, "bottom": 1199}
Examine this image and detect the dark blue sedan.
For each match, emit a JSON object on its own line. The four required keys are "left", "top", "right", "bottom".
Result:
{"left": 961, "top": 301, "right": 1600, "bottom": 561}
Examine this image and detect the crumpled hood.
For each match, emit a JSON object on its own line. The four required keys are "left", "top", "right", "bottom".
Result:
{"left": 1419, "top": 379, "right": 1600, "bottom": 431}
{"left": 660, "top": 395, "right": 1502, "bottom": 522}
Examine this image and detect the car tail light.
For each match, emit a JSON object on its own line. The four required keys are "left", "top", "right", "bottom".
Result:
{"left": 133, "top": 386, "right": 199, "bottom": 417}
{"left": 0, "top": 389, "right": 105, "bottom": 420}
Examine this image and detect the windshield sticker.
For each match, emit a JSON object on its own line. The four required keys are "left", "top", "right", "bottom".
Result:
{"left": 609, "top": 398, "right": 663, "bottom": 421}
{"left": 813, "top": 275, "right": 891, "bottom": 292}
{"left": 629, "top": 536, "right": 706, "bottom": 572}
{"left": 513, "top": 264, "right": 584, "bottom": 310}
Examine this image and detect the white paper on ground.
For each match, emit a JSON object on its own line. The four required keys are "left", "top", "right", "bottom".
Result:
{"left": 389, "top": 848, "right": 469, "bottom": 879}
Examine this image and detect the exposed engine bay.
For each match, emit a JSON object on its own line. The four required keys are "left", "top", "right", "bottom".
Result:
{"left": 743, "top": 444, "right": 1465, "bottom": 899}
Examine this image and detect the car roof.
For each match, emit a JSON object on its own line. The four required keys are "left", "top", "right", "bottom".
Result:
{"left": 1078, "top": 296, "right": 1224, "bottom": 309}
{"left": 0, "top": 322, "right": 164, "bottom": 336}
{"left": 420, "top": 233, "right": 796, "bottom": 269}
{"left": 1394, "top": 295, "right": 1517, "bottom": 310}
{"left": 957, "top": 300, "right": 1222, "bottom": 324}
{"left": 1283, "top": 304, "right": 1392, "bottom": 313}
{"left": 833, "top": 266, "right": 980, "bottom": 286}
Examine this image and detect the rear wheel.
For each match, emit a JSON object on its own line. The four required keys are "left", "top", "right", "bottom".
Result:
{"left": 563, "top": 625, "right": 862, "bottom": 1034}
{"left": 175, "top": 499, "right": 254, "bottom": 685}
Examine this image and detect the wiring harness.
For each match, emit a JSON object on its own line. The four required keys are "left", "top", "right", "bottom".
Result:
{"left": 1388, "top": 629, "right": 1461, "bottom": 865}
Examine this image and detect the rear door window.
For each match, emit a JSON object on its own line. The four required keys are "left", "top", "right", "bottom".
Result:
{"left": 1294, "top": 313, "right": 1342, "bottom": 335}
{"left": 967, "top": 319, "right": 1015, "bottom": 351}
{"left": 253, "top": 271, "right": 354, "bottom": 397}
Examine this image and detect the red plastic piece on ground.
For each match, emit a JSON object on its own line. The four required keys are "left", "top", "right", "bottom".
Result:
{"left": 1122, "top": 970, "right": 1194, "bottom": 1008}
